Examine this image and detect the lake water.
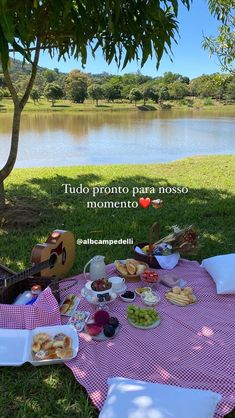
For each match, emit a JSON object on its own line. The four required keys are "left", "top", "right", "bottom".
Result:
{"left": 0, "top": 110, "right": 234, "bottom": 167}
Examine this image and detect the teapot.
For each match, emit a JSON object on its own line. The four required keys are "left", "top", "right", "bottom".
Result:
{"left": 83, "top": 255, "right": 107, "bottom": 282}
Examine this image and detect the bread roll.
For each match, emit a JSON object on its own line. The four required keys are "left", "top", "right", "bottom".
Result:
{"left": 126, "top": 260, "right": 136, "bottom": 275}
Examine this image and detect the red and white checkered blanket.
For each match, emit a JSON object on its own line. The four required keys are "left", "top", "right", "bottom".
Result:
{"left": 64, "top": 259, "right": 235, "bottom": 418}
{"left": 0, "top": 287, "right": 61, "bottom": 329}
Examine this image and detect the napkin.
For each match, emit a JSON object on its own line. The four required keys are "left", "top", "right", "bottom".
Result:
{"left": 135, "top": 246, "right": 180, "bottom": 270}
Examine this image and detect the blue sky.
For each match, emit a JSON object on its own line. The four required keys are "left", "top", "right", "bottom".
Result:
{"left": 37, "top": 0, "right": 221, "bottom": 79}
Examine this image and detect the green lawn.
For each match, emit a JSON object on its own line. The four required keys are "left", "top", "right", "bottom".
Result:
{"left": 1, "top": 96, "right": 235, "bottom": 114}
{"left": 0, "top": 156, "right": 235, "bottom": 417}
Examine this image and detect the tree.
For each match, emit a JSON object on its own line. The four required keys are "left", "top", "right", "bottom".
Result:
{"left": 142, "top": 87, "right": 158, "bottom": 104}
{"left": 129, "top": 88, "right": 143, "bottom": 105}
{"left": 0, "top": 0, "right": 191, "bottom": 209}
{"left": 168, "top": 81, "right": 189, "bottom": 99}
{"left": 162, "top": 72, "right": 181, "bottom": 84}
{"left": 104, "top": 78, "right": 123, "bottom": 102}
{"left": 65, "top": 71, "right": 88, "bottom": 103}
{"left": 203, "top": 0, "right": 235, "bottom": 74}
{"left": 159, "top": 86, "right": 170, "bottom": 101}
{"left": 225, "top": 79, "right": 235, "bottom": 100}
{"left": 30, "top": 88, "right": 40, "bottom": 104}
{"left": 42, "top": 69, "right": 58, "bottom": 83}
{"left": 88, "top": 84, "right": 104, "bottom": 106}
{"left": 190, "top": 73, "right": 227, "bottom": 99}
{"left": 44, "top": 82, "right": 64, "bottom": 106}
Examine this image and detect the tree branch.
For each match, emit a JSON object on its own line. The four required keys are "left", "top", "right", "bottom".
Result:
{"left": 20, "top": 38, "right": 41, "bottom": 109}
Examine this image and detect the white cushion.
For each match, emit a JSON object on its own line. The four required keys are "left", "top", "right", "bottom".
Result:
{"left": 201, "top": 253, "right": 235, "bottom": 294}
{"left": 99, "top": 377, "right": 221, "bottom": 418}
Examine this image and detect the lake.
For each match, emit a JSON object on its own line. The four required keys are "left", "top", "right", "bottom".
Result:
{"left": 0, "top": 110, "right": 234, "bottom": 167}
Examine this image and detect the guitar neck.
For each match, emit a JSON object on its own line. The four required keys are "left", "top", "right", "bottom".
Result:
{"left": 0, "top": 258, "right": 51, "bottom": 288}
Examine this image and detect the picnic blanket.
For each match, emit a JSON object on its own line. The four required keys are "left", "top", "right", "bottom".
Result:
{"left": 0, "top": 287, "right": 61, "bottom": 329}
{"left": 64, "top": 259, "right": 235, "bottom": 418}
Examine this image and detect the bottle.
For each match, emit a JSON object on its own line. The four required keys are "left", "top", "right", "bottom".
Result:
{"left": 31, "top": 285, "right": 42, "bottom": 297}
{"left": 25, "top": 285, "right": 42, "bottom": 305}
{"left": 13, "top": 290, "right": 34, "bottom": 305}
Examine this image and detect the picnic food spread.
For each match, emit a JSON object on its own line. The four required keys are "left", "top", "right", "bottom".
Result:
{"left": 32, "top": 332, "right": 73, "bottom": 360}
{"left": 1, "top": 225, "right": 235, "bottom": 418}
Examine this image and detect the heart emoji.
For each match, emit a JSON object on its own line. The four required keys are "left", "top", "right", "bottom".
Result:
{"left": 139, "top": 197, "right": 151, "bottom": 209}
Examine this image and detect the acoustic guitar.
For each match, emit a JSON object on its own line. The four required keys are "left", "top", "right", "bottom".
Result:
{"left": 31, "top": 230, "right": 75, "bottom": 278}
{"left": 0, "top": 230, "right": 75, "bottom": 289}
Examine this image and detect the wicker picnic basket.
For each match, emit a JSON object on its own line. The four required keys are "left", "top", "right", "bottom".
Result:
{"left": 133, "top": 222, "right": 162, "bottom": 268}
{"left": 0, "top": 263, "right": 77, "bottom": 305}
{"left": 133, "top": 223, "right": 197, "bottom": 268}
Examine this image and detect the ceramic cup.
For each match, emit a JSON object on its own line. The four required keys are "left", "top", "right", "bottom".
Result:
{"left": 108, "top": 276, "right": 125, "bottom": 292}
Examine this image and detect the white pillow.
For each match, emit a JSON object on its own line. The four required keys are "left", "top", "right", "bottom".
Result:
{"left": 201, "top": 253, "right": 235, "bottom": 294}
{"left": 99, "top": 377, "right": 221, "bottom": 418}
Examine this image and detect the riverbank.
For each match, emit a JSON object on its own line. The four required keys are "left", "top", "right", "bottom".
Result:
{"left": 0, "top": 156, "right": 234, "bottom": 417}
{"left": 1, "top": 97, "right": 235, "bottom": 114}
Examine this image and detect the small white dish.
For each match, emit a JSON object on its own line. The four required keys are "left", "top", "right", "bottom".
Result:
{"left": 120, "top": 293, "right": 136, "bottom": 303}
{"left": 141, "top": 291, "right": 161, "bottom": 306}
{"left": 135, "top": 287, "right": 152, "bottom": 296}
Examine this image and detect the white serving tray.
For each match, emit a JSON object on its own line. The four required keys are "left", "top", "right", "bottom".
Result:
{"left": 0, "top": 325, "right": 79, "bottom": 367}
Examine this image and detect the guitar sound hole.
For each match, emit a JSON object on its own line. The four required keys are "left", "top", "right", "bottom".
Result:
{"left": 62, "top": 248, "right": 67, "bottom": 265}
{"left": 49, "top": 253, "right": 57, "bottom": 268}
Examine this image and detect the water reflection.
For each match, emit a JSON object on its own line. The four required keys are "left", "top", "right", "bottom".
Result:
{"left": 0, "top": 111, "right": 234, "bottom": 167}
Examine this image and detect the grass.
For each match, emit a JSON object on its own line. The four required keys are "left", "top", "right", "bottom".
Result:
{"left": 0, "top": 156, "right": 235, "bottom": 417}
{"left": 1, "top": 97, "right": 235, "bottom": 114}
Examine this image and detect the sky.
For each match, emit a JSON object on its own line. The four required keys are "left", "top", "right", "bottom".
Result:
{"left": 35, "top": 0, "right": 221, "bottom": 79}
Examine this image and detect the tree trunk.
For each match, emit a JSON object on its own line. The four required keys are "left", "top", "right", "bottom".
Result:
{"left": 0, "top": 105, "right": 22, "bottom": 208}
{"left": 0, "top": 38, "right": 40, "bottom": 209}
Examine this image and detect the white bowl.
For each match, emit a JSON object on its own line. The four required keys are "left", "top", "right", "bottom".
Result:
{"left": 135, "top": 287, "right": 152, "bottom": 296}
{"left": 120, "top": 293, "right": 136, "bottom": 303}
{"left": 141, "top": 291, "right": 161, "bottom": 306}
{"left": 90, "top": 280, "right": 112, "bottom": 296}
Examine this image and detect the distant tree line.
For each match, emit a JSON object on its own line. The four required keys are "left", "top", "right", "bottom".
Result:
{"left": 0, "top": 64, "right": 235, "bottom": 106}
